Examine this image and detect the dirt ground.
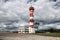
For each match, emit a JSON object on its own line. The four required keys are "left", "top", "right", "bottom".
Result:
{"left": 0, "top": 33, "right": 60, "bottom": 40}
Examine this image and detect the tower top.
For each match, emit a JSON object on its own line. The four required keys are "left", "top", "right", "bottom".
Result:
{"left": 29, "top": 6, "right": 34, "bottom": 10}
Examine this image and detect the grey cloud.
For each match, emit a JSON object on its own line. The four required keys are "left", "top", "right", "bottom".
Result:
{"left": 0, "top": 0, "right": 60, "bottom": 31}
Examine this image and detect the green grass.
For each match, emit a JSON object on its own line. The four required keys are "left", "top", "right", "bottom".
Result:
{"left": 35, "top": 33, "right": 60, "bottom": 37}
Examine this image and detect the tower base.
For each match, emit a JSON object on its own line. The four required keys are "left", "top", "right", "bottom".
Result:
{"left": 29, "top": 27, "right": 35, "bottom": 33}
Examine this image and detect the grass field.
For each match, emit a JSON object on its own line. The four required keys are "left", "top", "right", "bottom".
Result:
{"left": 35, "top": 33, "right": 60, "bottom": 37}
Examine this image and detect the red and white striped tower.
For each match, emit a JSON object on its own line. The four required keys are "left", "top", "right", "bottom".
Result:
{"left": 29, "top": 6, "right": 35, "bottom": 33}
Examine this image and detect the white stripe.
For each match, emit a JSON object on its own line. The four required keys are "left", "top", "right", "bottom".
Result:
{"left": 29, "top": 27, "right": 35, "bottom": 33}
{"left": 30, "top": 22, "right": 34, "bottom": 25}
{"left": 30, "top": 17, "right": 33, "bottom": 19}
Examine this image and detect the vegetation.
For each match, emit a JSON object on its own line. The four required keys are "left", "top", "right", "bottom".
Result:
{"left": 35, "top": 33, "right": 60, "bottom": 37}
{"left": 35, "top": 28, "right": 60, "bottom": 37}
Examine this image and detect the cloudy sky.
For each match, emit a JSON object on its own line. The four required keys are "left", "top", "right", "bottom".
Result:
{"left": 0, "top": 0, "right": 60, "bottom": 31}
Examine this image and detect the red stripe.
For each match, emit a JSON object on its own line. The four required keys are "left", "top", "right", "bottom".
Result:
{"left": 30, "top": 13, "right": 34, "bottom": 16}
{"left": 30, "top": 19, "right": 34, "bottom": 22}
{"left": 30, "top": 25, "right": 34, "bottom": 28}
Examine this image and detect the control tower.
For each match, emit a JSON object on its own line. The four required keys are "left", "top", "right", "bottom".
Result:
{"left": 29, "top": 6, "right": 35, "bottom": 33}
